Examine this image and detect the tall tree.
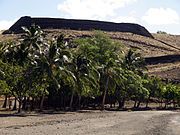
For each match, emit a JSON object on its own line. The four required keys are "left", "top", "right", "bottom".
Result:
{"left": 75, "top": 32, "right": 123, "bottom": 110}
{"left": 67, "top": 54, "right": 99, "bottom": 110}
{"left": 123, "top": 49, "right": 146, "bottom": 75}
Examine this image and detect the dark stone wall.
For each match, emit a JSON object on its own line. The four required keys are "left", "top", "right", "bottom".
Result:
{"left": 3, "top": 16, "right": 153, "bottom": 38}
{"left": 3, "top": 16, "right": 32, "bottom": 34}
{"left": 145, "top": 54, "right": 180, "bottom": 65}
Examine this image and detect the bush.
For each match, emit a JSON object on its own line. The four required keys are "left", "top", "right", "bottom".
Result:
{"left": 157, "top": 31, "right": 167, "bottom": 34}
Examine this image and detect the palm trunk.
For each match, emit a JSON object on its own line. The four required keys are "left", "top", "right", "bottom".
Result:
{"left": 40, "top": 89, "right": 46, "bottom": 111}
{"left": 173, "top": 99, "right": 176, "bottom": 108}
{"left": 159, "top": 98, "right": 163, "bottom": 108}
{"left": 60, "top": 91, "right": 66, "bottom": 110}
{"left": 76, "top": 77, "right": 81, "bottom": 110}
{"left": 40, "top": 95, "right": 45, "bottom": 111}
{"left": 22, "top": 96, "right": 27, "bottom": 110}
{"left": 161, "top": 98, "right": 163, "bottom": 108}
{"left": 70, "top": 91, "right": 74, "bottom": 111}
{"left": 146, "top": 96, "right": 151, "bottom": 108}
{"left": 101, "top": 77, "right": 109, "bottom": 110}
{"left": 78, "top": 95, "right": 81, "bottom": 110}
{"left": 137, "top": 101, "right": 141, "bottom": 108}
{"left": 134, "top": 100, "right": 137, "bottom": 108}
{"left": 8, "top": 97, "right": 12, "bottom": 109}
{"left": 18, "top": 99, "right": 22, "bottom": 113}
{"left": 2, "top": 95, "right": 8, "bottom": 108}
{"left": 118, "top": 98, "right": 125, "bottom": 109}
{"left": 13, "top": 97, "right": 17, "bottom": 110}
{"left": 165, "top": 99, "right": 168, "bottom": 109}
{"left": 31, "top": 98, "right": 35, "bottom": 111}
{"left": 49, "top": 66, "right": 60, "bottom": 90}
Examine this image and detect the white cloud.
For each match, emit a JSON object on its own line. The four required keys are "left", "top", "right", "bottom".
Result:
{"left": 142, "top": 8, "right": 180, "bottom": 25}
{"left": 111, "top": 11, "right": 138, "bottom": 23}
{"left": 57, "top": 0, "right": 137, "bottom": 20}
{"left": 111, "top": 16, "right": 138, "bottom": 23}
{"left": 0, "top": 20, "right": 16, "bottom": 30}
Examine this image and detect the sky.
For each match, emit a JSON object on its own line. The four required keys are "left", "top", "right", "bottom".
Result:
{"left": 0, "top": 0, "right": 180, "bottom": 34}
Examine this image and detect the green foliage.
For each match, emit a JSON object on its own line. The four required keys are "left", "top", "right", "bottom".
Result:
{"left": 0, "top": 80, "right": 10, "bottom": 95}
{"left": 163, "top": 83, "right": 180, "bottom": 102}
{"left": 143, "top": 77, "right": 164, "bottom": 98}
{"left": 157, "top": 31, "right": 167, "bottom": 34}
{"left": 75, "top": 32, "right": 124, "bottom": 109}
{"left": 123, "top": 49, "right": 146, "bottom": 75}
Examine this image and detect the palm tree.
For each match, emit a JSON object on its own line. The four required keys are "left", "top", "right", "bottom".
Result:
{"left": 31, "top": 34, "right": 77, "bottom": 110}
{"left": 123, "top": 49, "right": 146, "bottom": 75}
{"left": 21, "top": 24, "right": 44, "bottom": 52}
{"left": 67, "top": 55, "right": 99, "bottom": 110}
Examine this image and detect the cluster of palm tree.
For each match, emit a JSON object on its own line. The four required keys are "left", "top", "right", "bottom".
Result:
{"left": 0, "top": 25, "right": 180, "bottom": 113}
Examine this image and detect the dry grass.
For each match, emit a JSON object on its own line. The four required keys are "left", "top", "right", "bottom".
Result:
{"left": 0, "top": 33, "right": 18, "bottom": 42}
{"left": 44, "top": 30, "right": 180, "bottom": 57}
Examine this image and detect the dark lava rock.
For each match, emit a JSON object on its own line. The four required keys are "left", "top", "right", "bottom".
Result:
{"left": 3, "top": 16, "right": 153, "bottom": 38}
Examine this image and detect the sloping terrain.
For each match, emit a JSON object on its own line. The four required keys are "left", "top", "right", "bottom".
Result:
{"left": 0, "top": 29, "right": 180, "bottom": 82}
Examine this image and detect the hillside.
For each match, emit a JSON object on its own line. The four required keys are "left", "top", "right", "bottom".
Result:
{"left": 0, "top": 29, "right": 180, "bottom": 82}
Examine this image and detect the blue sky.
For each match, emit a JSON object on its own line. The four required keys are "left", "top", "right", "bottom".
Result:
{"left": 0, "top": 0, "right": 180, "bottom": 34}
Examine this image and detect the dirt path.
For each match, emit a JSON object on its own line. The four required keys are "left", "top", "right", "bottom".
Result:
{"left": 0, "top": 110, "right": 179, "bottom": 135}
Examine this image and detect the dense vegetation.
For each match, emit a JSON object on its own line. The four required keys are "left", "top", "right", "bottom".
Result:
{"left": 157, "top": 31, "right": 167, "bottom": 34}
{"left": 0, "top": 25, "right": 180, "bottom": 113}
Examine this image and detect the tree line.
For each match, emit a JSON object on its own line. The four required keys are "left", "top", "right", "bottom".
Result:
{"left": 0, "top": 25, "right": 180, "bottom": 113}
